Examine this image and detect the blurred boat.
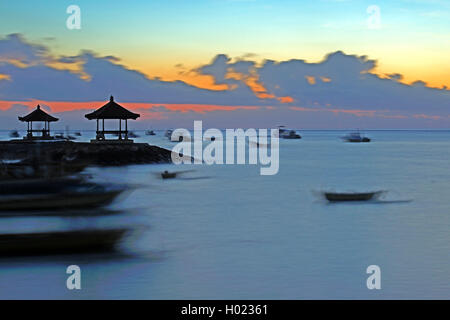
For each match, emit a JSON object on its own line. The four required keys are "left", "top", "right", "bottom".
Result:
{"left": 276, "top": 126, "right": 301, "bottom": 139}
{"left": 281, "top": 130, "right": 301, "bottom": 139}
{"left": 145, "top": 130, "right": 156, "bottom": 136}
{"left": 164, "top": 129, "right": 173, "bottom": 139}
{"left": 0, "top": 158, "right": 89, "bottom": 180}
{"left": 128, "top": 131, "right": 140, "bottom": 138}
{"left": 342, "top": 131, "right": 370, "bottom": 143}
{"left": 0, "top": 207, "right": 124, "bottom": 217}
{"left": 74, "top": 131, "right": 82, "bottom": 136}
{"left": 161, "top": 170, "right": 177, "bottom": 179}
{"left": 324, "top": 191, "right": 383, "bottom": 202}
{"left": 0, "top": 228, "right": 129, "bottom": 255}
{"left": 55, "top": 133, "right": 76, "bottom": 140}
{"left": 9, "top": 130, "right": 19, "bottom": 138}
{"left": 157, "top": 170, "right": 196, "bottom": 179}
{"left": 0, "top": 177, "right": 127, "bottom": 210}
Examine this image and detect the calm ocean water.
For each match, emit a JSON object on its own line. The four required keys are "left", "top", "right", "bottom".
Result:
{"left": 0, "top": 130, "right": 448, "bottom": 299}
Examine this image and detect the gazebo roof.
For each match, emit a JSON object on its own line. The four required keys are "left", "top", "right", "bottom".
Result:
{"left": 85, "top": 96, "right": 140, "bottom": 120}
{"left": 18, "top": 105, "right": 59, "bottom": 122}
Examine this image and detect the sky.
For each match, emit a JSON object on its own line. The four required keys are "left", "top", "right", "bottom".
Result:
{"left": 0, "top": 0, "right": 449, "bottom": 129}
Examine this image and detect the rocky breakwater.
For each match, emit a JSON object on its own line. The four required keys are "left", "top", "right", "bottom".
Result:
{"left": 0, "top": 141, "right": 174, "bottom": 166}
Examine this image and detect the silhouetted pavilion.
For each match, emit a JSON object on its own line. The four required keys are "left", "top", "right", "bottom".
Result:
{"left": 18, "top": 105, "right": 59, "bottom": 140}
{"left": 85, "top": 96, "right": 140, "bottom": 142}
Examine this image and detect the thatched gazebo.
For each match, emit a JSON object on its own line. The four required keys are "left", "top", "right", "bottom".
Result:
{"left": 85, "top": 96, "right": 140, "bottom": 142}
{"left": 18, "top": 105, "right": 59, "bottom": 140}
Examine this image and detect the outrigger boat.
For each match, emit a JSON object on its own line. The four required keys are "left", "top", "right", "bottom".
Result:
{"left": 324, "top": 191, "right": 383, "bottom": 202}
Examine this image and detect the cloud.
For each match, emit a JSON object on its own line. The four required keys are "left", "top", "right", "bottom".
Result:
{"left": 0, "top": 34, "right": 47, "bottom": 67}
{"left": 0, "top": 33, "right": 449, "bottom": 128}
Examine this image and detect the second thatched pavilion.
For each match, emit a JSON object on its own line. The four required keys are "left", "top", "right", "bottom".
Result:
{"left": 85, "top": 96, "right": 140, "bottom": 143}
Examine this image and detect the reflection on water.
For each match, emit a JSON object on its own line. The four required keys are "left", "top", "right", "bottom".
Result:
{"left": 0, "top": 130, "right": 449, "bottom": 299}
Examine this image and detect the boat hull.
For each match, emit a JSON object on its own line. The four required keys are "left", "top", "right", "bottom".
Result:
{"left": 0, "top": 190, "right": 123, "bottom": 211}
{"left": 345, "top": 138, "right": 371, "bottom": 143}
{"left": 324, "top": 191, "right": 382, "bottom": 202}
{"left": 0, "top": 228, "right": 129, "bottom": 256}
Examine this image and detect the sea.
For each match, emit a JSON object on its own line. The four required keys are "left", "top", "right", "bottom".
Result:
{"left": 0, "top": 130, "right": 448, "bottom": 299}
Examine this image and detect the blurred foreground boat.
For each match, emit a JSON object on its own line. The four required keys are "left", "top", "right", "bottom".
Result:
{"left": 0, "top": 177, "right": 127, "bottom": 211}
{"left": 324, "top": 191, "right": 383, "bottom": 202}
{"left": 0, "top": 158, "right": 89, "bottom": 180}
{"left": 0, "top": 228, "right": 129, "bottom": 255}
{"left": 0, "top": 207, "right": 124, "bottom": 217}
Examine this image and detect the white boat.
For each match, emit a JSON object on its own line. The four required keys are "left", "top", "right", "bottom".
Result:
{"left": 276, "top": 126, "right": 302, "bottom": 139}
